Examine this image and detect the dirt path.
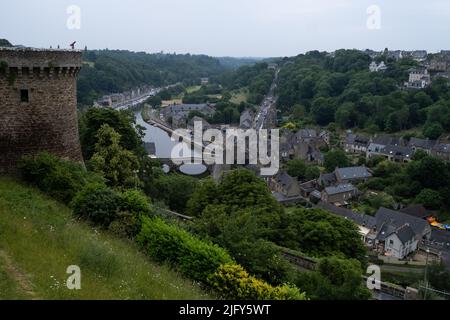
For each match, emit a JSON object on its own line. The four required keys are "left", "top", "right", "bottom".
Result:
{"left": 0, "top": 249, "right": 37, "bottom": 299}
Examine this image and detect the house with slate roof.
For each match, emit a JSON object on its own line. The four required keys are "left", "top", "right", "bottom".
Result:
{"left": 282, "top": 128, "right": 329, "bottom": 165}
{"left": 374, "top": 207, "right": 432, "bottom": 241}
{"left": 408, "top": 137, "right": 436, "bottom": 155}
{"left": 379, "top": 223, "right": 418, "bottom": 259}
{"left": 321, "top": 183, "right": 358, "bottom": 205}
{"left": 431, "top": 143, "right": 450, "bottom": 161}
{"left": 344, "top": 133, "right": 370, "bottom": 154}
{"left": 317, "top": 204, "right": 431, "bottom": 259}
{"left": 367, "top": 144, "right": 413, "bottom": 163}
{"left": 335, "top": 166, "right": 372, "bottom": 184}
{"left": 318, "top": 172, "right": 337, "bottom": 188}
{"left": 269, "top": 171, "right": 301, "bottom": 199}
{"left": 318, "top": 166, "right": 372, "bottom": 187}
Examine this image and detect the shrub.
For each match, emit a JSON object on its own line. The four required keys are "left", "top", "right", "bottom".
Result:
{"left": 71, "top": 184, "right": 121, "bottom": 228}
{"left": 119, "top": 190, "right": 153, "bottom": 217}
{"left": 111, "top": 190, "right": 154, "bottom": 238}
{"left": 208, "top": 264, "right": 306, "bottom": 300}
{"left": 137, "top": 217, "right": 233, "bottom": 282}
{"left": 416, "top": 189, "right": 443, "bottom": 210}
{"left": 19, "top": 152, "right": 102, "bottom": 204}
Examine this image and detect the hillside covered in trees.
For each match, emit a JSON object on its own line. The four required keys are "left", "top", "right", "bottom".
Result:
{"left": 276, "top": 50, "right": 450, "bottom": 138}
{"left": 77, "top": 50, "right": 231, "bottom": 106}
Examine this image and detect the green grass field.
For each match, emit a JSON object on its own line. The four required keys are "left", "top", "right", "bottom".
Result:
{"left": 229, "top": 89, "right": 249, "bottom": 104}
{"left": 0, "top": 177, "right": 212, "bottom": 300}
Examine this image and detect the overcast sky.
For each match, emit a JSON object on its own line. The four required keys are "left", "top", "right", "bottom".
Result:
{"left": 1, "top": 0, "right": 450, "bottom": 57}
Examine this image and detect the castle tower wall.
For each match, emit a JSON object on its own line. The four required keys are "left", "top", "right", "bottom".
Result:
{"left": 0, "top": 47, "right": 83, "bottom": 173}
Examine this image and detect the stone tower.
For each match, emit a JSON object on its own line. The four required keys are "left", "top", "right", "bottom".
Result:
{"left": 0, "top": 47, "right": 83, "bottom": 173}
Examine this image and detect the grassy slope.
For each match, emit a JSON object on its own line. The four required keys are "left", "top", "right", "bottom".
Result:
{"left": 0, "top": 177, "right": 211, "bottom": 300}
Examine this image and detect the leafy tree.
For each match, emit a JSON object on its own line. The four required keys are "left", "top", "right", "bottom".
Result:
{"left": 406, "top": 156, "right": 449, "bottom": 190}
{"left": 153, "top": 173, "right": 199, "bottom": 213}
{"left": 362, "top": 192, "right": 395, "bottom": 214}
{"left": 79, "top": 107, "right": 144, "bottom": 160}
{"left": 412, "top": 149, "right": 428, "bottom": 161}
{"left": 415, "top": 189, "right": 443, "bottom": 210}
{"left": 324, "top": 149, "right": 350, "bottom": 172}
{"left": 279, "top": 208, "right": 367, "bottom": 263}
{"left": 295, "top": 256, "right": 371, "bottom": 300}
{"left": 311, "top": 97, "right": 336, "bottom": 126}
{"left": 305, "top": 166, "right": 321, "bottom": 181}
{"left": 88, "top": 124, "right": 140, "bottom": 188}
{"left": 71, "top": 183, "right": 121, "bottom": 228}
{"left": 423, "top": 122, "right": 444, "bottom": 140}
{"left": 186, "top": 178, "right": 219, "bottom": 217}
{"left": 286, "top": 159, "right": 307, "bottom": 179}
{"left": 335, "top": 102, "right": 357, "bottom": 128}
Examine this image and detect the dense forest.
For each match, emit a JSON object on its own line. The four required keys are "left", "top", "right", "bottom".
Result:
{"left": 77, "top": 50, "right": 232, "bottom": 106}
{"left": 276, "top": 50, "right": 450, "bottom": 138}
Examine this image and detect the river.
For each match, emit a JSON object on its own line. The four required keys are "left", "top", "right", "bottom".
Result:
{"left": 134, "top": 110, "right": 207, "bottom": 176}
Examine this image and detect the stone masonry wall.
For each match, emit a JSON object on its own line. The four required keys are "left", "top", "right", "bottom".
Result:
{"left": 0, "top": 48, "right": 83, "bottom": 173}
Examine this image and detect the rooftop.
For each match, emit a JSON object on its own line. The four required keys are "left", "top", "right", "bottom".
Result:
{"left": 375, "top": 207, "right": 429, "bottom": 238}
{"left": 336, "top": 166, "right": 372, "bottom": 180}
{"left": 317, "top": 202, "right": 376, "bottom": 228}
{"left": 324, "top": 183, "right": 356, "bottom": 195}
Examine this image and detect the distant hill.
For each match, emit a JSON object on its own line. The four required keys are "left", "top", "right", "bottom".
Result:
{"left": 77, "top": 50, "right": 230, "bottom": 106}
{"left": 0, "top": 177, "right": 211, "bottom": 300}
{"left": 216, "top": 56, "right": 262, "bottom": 69}
{"left": 0, "top": 39, "right": 13, "bottom": 47}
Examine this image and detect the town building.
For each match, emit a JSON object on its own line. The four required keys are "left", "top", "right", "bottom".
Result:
{"left": 239, "top": 109, "right": 254, "bottom": 129}
{"left": 429, "top": 58, "right": 449, "bottom": 72}
{"left": 318, "top": 203, "right": 431, "bottom": 259}
{"left": 431, "top": 143, "right": 450, "bottom": 161}
{"left": 319, "top": 166, "right": 372, "bottom": 187}
{"left": 366, "top": 135, "right": 412, "bottom": 162}
{"left": 321, "top": 183, "right": 358, "bottom": 206}
{"left": 369, "top": 61, "right": 387, "bottom": 72}
{"left": 269, "top": 172, "right": 301, "bottom": 199}
{"left": 162, "top": 103, "right": 215, "bottom": 127}
{"left": 187, "top": 116, "right": 211, "bottom": 131}
{"left": 367, "top": 144, "right": 413, "bottom": 163}
{"left": 335, "top": 166, "right": 373, "bottom": 183}
{"left": 404, "top": 67, "right": 431, "bottom": 89}
{"left": 408, "top": 137, "right": 436, "bottom": 155}
{"left": 378, "top": 224, "right": 418, "bottom": 259}
{"left": 318, "top": 172, "right": 338, "bottom": 188}
{"left": 344, "top": 133, "right": 370, "bottom": 154}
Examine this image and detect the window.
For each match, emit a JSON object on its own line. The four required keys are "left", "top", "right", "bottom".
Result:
{"left": 20, "top": 89, "right": 29, "bottom": 103}
{"left": 389, "top": 240, "right": 394, "bottom": 246}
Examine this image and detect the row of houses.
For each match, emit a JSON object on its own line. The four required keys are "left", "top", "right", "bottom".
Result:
{"left": 318, "top": 202, "right": 432, "bottom": 259}
{"left": 279, "top": 128, "right": 330, "bottom": 165}
{"left": 404, "top": 67, "right": 432, "bottom": 89}
{"left": 362, "top": 49, "right": 428, "bottom": 62}
{"left": 94, "top": 85, "right": 156, "bottom": 108}
{"left": 269, "top": 166, "right": 373, "bottom": 206}
{"left": 344, "top": 133, "right": 450, "bottom": 162}
{"left": 161, "top": 103, "right": 216, "bottom": 127}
